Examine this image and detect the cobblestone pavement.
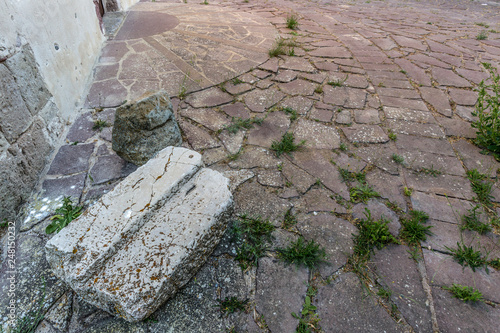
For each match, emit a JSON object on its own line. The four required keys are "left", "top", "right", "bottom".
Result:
{"left": 3, "top": 0, "right": 500, "bottom": 332}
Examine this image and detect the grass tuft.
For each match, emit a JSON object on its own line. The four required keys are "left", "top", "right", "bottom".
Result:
{"left": 353, "top": 209, "right": 398, "bottom": 259}
{"left": 445, "top": 242, "right": 488, "bottom": 272}
{"left": 461, "top": 205, "right": 492, "bottom": 234}
{"left": 349, "top": 184, "right": 380, "bottom": 203}
{"left": 277, "top": 237, "right": 327, "bottom": 269}
{"left": 339, "top": 168, "right": 366, "bottom": 183}
{"left": 281, "top": 107, "right": 298, "bottom": 121}
{"left": 443, "top": 284, "right": 483, "bottom": 302}
{"left": 476, "top": 31, "right": 488, "bottom": 40}
{"left": 217, "top": 297, "right": 249, "bottom": 314}
{"left": 233, "top": 215, "right": 275, "bottom": 270}
{"left": 466, "top": 169, "right": 494, "bottom": 204}
{"left": 399, "top": 210, "right": 432, "bottom": 245}
{"left": 225, "top": 117, "right": 263, "bottom": 134}
{"left": 46, "top": 196, "right": 83, "bottom": 234}
{"left": 271, "top": 132, "right": 305, "bottom": 157}
{"left": 286, "top": 14, "right": 299, "bottom": 30}
{"left": 92, "top": 119, "right": 109, "bottom": 131}
{"left": 282, "top": 208, "right": 297, "bottom": 229}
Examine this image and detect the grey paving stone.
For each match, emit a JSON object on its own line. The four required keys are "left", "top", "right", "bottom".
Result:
{"left": 185, "top": 87, "right": 233, "bottom": 108}
{"left": 387, "top": 120, "right": 445, "bottom": 138}
{"left": 371, "top": 245, "right": 433, "bottom": 333}
{"left": 246, "top": 111, "right": 290, "bottom": 148}
{"left": 354, "top": 143, "right": 400, "bottom": 175}
{"left": 316, "top": 272, "right": 404, "bottom": 332}
{"left": 353, "top": 108, "right": 381, "bottom": 124}
{"left": 47, "top": 143, "right": 95, "bottom": 176}
{"left": 89, "top": 154, "right": 136, "bottom": 185}
{"left": 404, "top": 170, "right": 473, "bottom": 200}
{"left": 66, "top": 113, "right": 96, "bottom": 143}
{"left": 281, "top": 159, "right": 316, "bottom": 193}
{"left": 452, "top": 139, "right": 499, "bottom": 177}
{"left": 395, "top": 134, "right": 455, "bottom": 156}
{"left": 290, "top": 149, "right": 350, "bottom": 199}
{"left": 424, "top": 250, "right": 500, "bottom": 303}
{"left": 400, "top": 150, "right": 465, "bottom": 176}
{"left": 228, "top": 146, "right": 280, "bottom": 170}
{"left": 437, "top": 117, "right": 477, "bottom": 139}
{"left": 255, "top": 257, "right": 308, "bottom": 333}
{"left": 410, "top": 191, "right": 470, "bottom": 224}
{"left": 296, "top": 188, "right": 347, "bottom": 214}
{"left": 292, "top": 118, "right": 340, "bottom": 149}
{"left": 342, "top": 124, "right": 389, "bottom": 143}
{"left": 256, "top": 169, "right": 284, "bottom": 188}
{"left": 432, "top": 286, "right": 500, "bottom": 333}
{"left": 234, "top": 181, "right": 291, "bottom": 227}
{"left": 366, "top": 169, "right": 407, "bottom": 209}
{"left": 181, "top": 107, "right": 231, "bottom": 131}
{"left": 383, "top": 106, "right": 436, "bottom": 123}
{"left": 180, "top": 121, "right": 220, "bottom": 150}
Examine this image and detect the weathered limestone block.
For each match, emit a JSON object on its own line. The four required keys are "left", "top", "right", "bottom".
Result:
{"left": 45, "top": 147, "right": 233, "bottom": 322}
{"left": 112, "top": 91, "right": 182, "bottom": 166}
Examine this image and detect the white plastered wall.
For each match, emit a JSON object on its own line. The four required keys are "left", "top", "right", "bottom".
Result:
{"left": 0, "top": 0, "right": 105, "bottom": 119}
{"left": 119, "top": 0, "right": 140, "bottom": 11}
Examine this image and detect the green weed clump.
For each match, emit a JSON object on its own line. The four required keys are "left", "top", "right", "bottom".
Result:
{"left": 225, "top": 117, "right": 263, "bottom": 134}
{"left": 286, "top": 14, "right": 299, "bottom": 30}
{"left": 445, "top": 242, "right": 488, "bottom": 272}
{"left": 282, "top": 208, "right": 298, "bottom": 229}
{"left": 461, "top": 205, "right": 492, "bottom": 234}
{"left": 269, "top": 37, "right": 296, "bottom": 57}
{"left": 466, "top": 169, "right": 494, "bottom": 204}
{"left": 353, "top": 209, "right": 398, "bottom": 259}
{"left": 92, "top": 119, "right": 109, "bottom": 131}
{"left": 277, "top": 237, "right": 327, "bottom": 269}
{"left": 233, "top": 215, "right": 275, "bottom": 270}
{"left": 399, "top": 210, "right": 433, "bottom": 245}
{"left": 271, "top": 132, "right": 305, "bottom": 157}
{"left": 46, "top": 196, "right": 83, "bottom": 234}
{"left": 217, "top": 297, "right": 249, "bottom": 314}
{"left": 443, "top": 284, "right": 483, "bottom": 302}
{"left": 282, "top": 107, "right": 298, "bottom": 121}
{"left": 292, "top": 286, "right": 321, "bottom": 332}
{"left": 339, "top": 168, "right": 366, "bottom": 183}
{"left": 471, "top": 63, "right": 500, "bottom": 159}
{"left": 349, "top": 184, "right": 380, "bottom": 203}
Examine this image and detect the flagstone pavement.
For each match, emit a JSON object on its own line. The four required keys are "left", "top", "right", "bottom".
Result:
{"left": 2, "top": 0, "right": 500, "bottom": 332}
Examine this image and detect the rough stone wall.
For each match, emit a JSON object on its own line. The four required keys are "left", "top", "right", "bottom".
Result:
{"left": 0, "top": 44, "right": 63, "bottom": 221}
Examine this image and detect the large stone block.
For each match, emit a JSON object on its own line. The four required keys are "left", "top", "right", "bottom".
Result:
{"left": 0, "top": 63, "right": 32, "bottom": 143}
{"left": 112, "top": 91, "right": 182, "bottom": 166}
{"left": 4, "top": 44, "right": 51, "bottom": 115}
{"left": 45, "top": 147, "right": 233, "bottom": 322}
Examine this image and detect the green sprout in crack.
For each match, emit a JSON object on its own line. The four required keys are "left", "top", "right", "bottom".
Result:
{"left": 225, "top": 117, "right": 263, "bottom": 134}
{"left": 92, "top": 119, "right": 109, "bottom": 131}
{"left": 271, "top": 132, "right": 305, "bottom": 157}
{"left": 281, "top": 107, "right": 298, "bottom": 121}
{"left": 391, "top": 153, "right": 404, "bottom": 164}
{"left": 282, "top": 207, "right": 297, "bottom": 229}
{"left": 286, "top": 14, "right": 299, "bottom": 30}
{"left": 349, "top": 184, "right": 380, "bottom": 203}
{"left": 217, "top": 297, "right": 249, "bottom": 315}
{"left": 466, "top": 169, "right": 494, "bottom": 205}
{"left": 232, "top": 215, "right": 275, "bottom": 270}
{"left": 445, "top": 242, "right": 489, "bottom": 272}
{"left": 277, "top": 237, "right": 327, "bottom": 269}
{"left": 352, "top": 209, "right": 398, "bottom": 259}
{"left": 461, "top": 205, "right": 492, "bottom": 234}
{"left": 399, "top": 210, "right": 432, "bottom": 246}
{"left": 46, "top": 196, "right": 83, "bottom": 234}
{"left": 418, "top": 165, "right": 442, "bottom": 177}
{"left": 327, "top": 75, "right": 348, "bottom": 87}
{"left": 443, "top": 284, "right": 483, "bottom": 302}
{"left": 339, "top": 168, "right": 366, "bottom": 184}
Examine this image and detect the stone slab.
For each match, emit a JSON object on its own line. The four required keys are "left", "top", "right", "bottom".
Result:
{"left": 316, "top": 272, "right": 404, "bottom": 332}
{"left": 45, "top": 147, "right": 233, "bottom": 322}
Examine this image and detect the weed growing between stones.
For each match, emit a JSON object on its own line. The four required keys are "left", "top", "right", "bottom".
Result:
{"left": 227, "top": 148, "right": 243, "bottom": 161}
{"left": 339, "top": 168, "right": 366, "bottom": 183}
{"left": 282, "top": 207, "right": 298, "bottom": 229}
{"left": 292, "top": 285, "right": 321, "bottom": 333}
{"left": 489, "top": 258, "right": 500, "bottom": 270}
{"left": 231, "top": 77, "right": 243, "bottom": 85}
{"left": 377, "top": 286, "right": 392, "bottom": 299}
{"left": 271, "top": 132, "right": 305, "bottom": 157}
{"left": 388, "top": 129, "right": 397, "bottom": 141}
{"left": 46, "top": 196, "right": 83, "bottom": 234}
{"left": 472, "top": 63, "right": 500, "bottom": 159}
{"left": 403, "top": 187, "right": 413, "bottom": 197}
{"left": 476, "top": 31, "right": 488, "bottom": 40}
{"left": 418, "top": 165, "right": 442, "bottom": 177}
{"left": 232, "top": 215, "right": 275, "bottom": 270}
{"left": 281, "top": 106, "right": 298, "bottom": 121}
{"left": 327, "top": 75, "right": 348, "bottom": 87}
{"left": 217, "top": 297, "right": 249, "bottom": 315}
{"left": 466, "top": 169, "right": 494, "bottom": 205}
{"left": 277, "top": 237, "right": 327, "bottom": 269}
{"left": 178, "top": 74, "right": 189, "bottom": 99}
{"left": 339, "top": 142, "right": 348, "bottom": 151}
{"left": 349, "top": 184, "right": 380, "bottom": 203}
{"left": 224, "top": 117, "right": 263, "bottom": 134}
{"left": 314, "top": 85, "right": 323, "bottom": 94}
{"left": 268, "top": 37, "right": 296, "bottom": 57}
{"left": 445, "top": 242, "right": 489, "bottom": 272}
{"left": 391, "top": 153, "right": 404, "bottom": 164}
{"left": 399, "top": 210, "right": 432, "bottom": 246}
{"left": 461, "top": 205, "right": 492, "bottom": 234}
{"left": 92, "top": 119, "right": 109, "bottom": 131}
{"left": 286, "top": 14, "right": 299, "bottom": 30}
{"left": 352, "top": 209, "right": 399, "bottom": 259}
{"left": 475, "top": 22, "right": 490, "bottom": 28}
{"left": 443, "top": 284, "right": 483, "bottom": 302}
